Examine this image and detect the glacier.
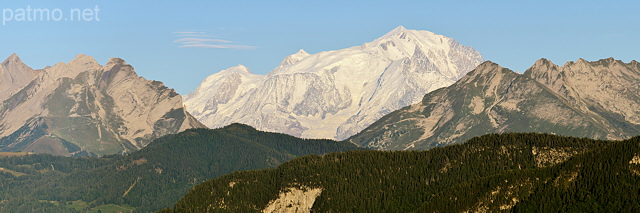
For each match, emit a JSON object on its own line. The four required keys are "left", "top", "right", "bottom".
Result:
{"left": 184, "top": 26, "right": 484, "bottom": 140}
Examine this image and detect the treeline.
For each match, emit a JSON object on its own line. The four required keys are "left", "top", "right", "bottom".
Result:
{"left": 0, "top": 124, "right": 360, "bottom": 212}
{"left": 167, "top": 133, "right": 640, "bottom": 212}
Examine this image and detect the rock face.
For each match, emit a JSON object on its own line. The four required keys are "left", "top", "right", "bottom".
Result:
{"left": 184, "top": 26, "right": 484, "bottom": 140}
{"left": 262, "top": 187, "right": 323, "bottom": 213}
{"left": 0, "top": 54, "right": 204, "bottom": 156}
{"left": 348, "top": 58, "right": 640, "bottom": 150}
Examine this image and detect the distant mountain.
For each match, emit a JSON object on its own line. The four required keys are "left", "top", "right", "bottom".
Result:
{"left": 0, "top": 124, "right": 360, "bottom": 212}
{"left": 184, "top": 26, "right": 483, "bottom": 140}
{"left": 348, "top": 58, "right": 640, "bottom": 150}
{"left": 0, "top": 54, "right": 204, "bottom": 156}
{"left": 166, "top": 133, "right": 640, "bottom": 212}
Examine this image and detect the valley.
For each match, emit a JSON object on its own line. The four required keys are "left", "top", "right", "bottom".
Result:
{"left": 0, "top": 124, "right": 359, "bottom": 212}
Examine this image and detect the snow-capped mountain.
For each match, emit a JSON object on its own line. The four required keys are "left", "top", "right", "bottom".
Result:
{"left": 184, "top": 26, "right": 484, "bottom": 140}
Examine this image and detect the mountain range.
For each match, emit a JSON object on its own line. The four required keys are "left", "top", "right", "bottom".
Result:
{"left": 349, "top": 58, "right": 640, "bottom": 150}
{"left": 0, "top": 54, "right": 204, "bottom": 156}
{"left": 184, "top": 26, "right": 484, "bottom": 140}
{"left": 0, "top": 25, "right": 639, "bottom": 213}
{"left": 1, "top": 38, "right": 638, "bottom": 156}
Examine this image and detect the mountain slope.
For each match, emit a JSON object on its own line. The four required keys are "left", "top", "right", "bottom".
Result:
{"left": 0, "top": 124, "right": 360, "bottom": 212}
{"left": 0, "top": 54, "right": 204, "bottom": 156}
{"left": 166, "top": 133, "right": 640, "bottom": 212}
{"left": 348, "top": 58, "right": 640, "bottom": 150}
{"left": 184, "top": 26, "right": 483, "bottom": 140}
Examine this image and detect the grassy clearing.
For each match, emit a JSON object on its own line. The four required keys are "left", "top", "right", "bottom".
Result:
{"left": 0, "top": 152, "right": 30, "bottom": 158}
{"left": 89, "top": 204, "right": 135, "bottom": 213}
{"left": 67, "top": 200, "right": 90, "bottom": 211}
{"left": 36, "top": 200, "right": 135, "bottom": 212}
{"left": 0, "top": 167, "right": 28, "bottom": 177}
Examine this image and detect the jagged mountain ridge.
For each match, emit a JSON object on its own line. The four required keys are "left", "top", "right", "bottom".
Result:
{"left": 348, "top": 58, "right": 640, "bottom": 150}
{"left": 0, "top": 54, "right": 204, "bottom": 156}
{"left": 184, "top": 26, "right": 484, "bottom": 140}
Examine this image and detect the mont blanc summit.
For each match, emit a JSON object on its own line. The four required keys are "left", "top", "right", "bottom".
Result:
{"left": 185, "top": 26, "right": 484, "bottom": 140}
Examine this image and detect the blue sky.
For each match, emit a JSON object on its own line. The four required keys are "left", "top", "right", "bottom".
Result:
{"left": 1, "top": 1, "right": 639, "bottom": 94}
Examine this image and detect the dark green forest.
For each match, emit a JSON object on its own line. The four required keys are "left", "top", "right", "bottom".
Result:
{"left": 166, "top": 133, "right": 640, "bottom": 212}
{"left": 0, "top": 124, "right": 360, "bottom": 212}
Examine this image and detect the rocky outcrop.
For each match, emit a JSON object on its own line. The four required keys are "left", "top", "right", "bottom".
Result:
{"left": 0, "top": 54, "right": 204, "bottom": 156}
{"left": 262, "top": 187, "right": 323, "bottom": 213}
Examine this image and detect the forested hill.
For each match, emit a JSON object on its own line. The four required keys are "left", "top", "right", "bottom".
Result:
{"left": 167, "top": 133, "right": 640, "bottom": 212}
{"left": 0, "top": 123, "right": 360, "bottom": 212}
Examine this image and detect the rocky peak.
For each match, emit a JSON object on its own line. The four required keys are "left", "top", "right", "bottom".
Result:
{"left": 532, "top": 58, "right": 557, "bottom": 68}
{"left": 69, "top": 54, "right": 99, "bottom": 67}
{"left": 463, "top": 61, "right": 506, "bottom": 79}
{"left": 1, "top": 53, "right": 33, "bottom": 72}
{"left": 103, "top": 57, "right": 137, "bottom": 77}
{"left": 106, "top": 57, "right": 126, "bottom": 65}
{"left": 455, "top": 61, "right": 519, "bottom": 100}
{"left": 525, "top": 58, "right": 561, "bottom": 81}
{"left": 0, "top": 53, "right": 38, "bottom": 101}
{"left": 587, "top": 57, "right": 625, "bottom": 68}
{"left": 2, "top": 53, "right": 24, "bottom": 67}
{"left": 559, "top": 57, "right": 638, "bottom": 77}
{"left": 1, "top": 53, "right": 34, "bottom": 75}
{"left": 43, "top": 54, "right": 101, "bottom": 80}
{"left": 573, "top": 58, "right": 590, "bottom": 68}
{"left": 476, "top": 60, "right": 503, "bottom": 70}
{"left": 100, "top": 57, "right": 139, "bottom": 90}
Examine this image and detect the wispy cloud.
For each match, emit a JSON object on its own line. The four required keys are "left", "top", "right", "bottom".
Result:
{"left": 174, "top": 31, "right": 206, "bottom": 35}
{"left": 179, "top": 44, "right": 257, "bottom": 49}
{"left": 174, "top": 38, "right": 231, "bottom": 44}
{"left": 173, "top": 31, "right": 256, "bottom": 50}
